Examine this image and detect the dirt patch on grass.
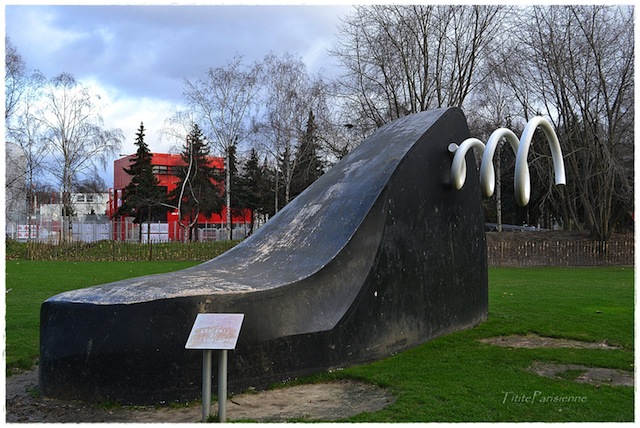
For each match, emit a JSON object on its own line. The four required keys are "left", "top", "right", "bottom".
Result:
{"left": 479, "top": 334, "right": 622, "bottom": 350}
{"left": 528, "top": 362, "right": 633, "bottom": 387}
{"left": 480, "top": 334, "right": 633, "bottom": 388}
{"left": 223, "top": 379, "right": 394, "bottom": 422}
{"left": 5, "top": 369, "right": 394, "bottom": 423}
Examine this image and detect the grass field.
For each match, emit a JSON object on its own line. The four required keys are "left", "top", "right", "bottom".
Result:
{"left": 334, "top": 266, "right": 634, "bottom": 422}
{"left": 5, "top": 260, "right": 201, "bottom": 370}
{"left": 4, "top": 262, "right": 634, "bottom": 422}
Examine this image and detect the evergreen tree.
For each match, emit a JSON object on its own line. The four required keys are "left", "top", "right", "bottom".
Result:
{"left": 260, "top": 157, "right": 277, "bottom": 219}
{"left": 291, "top": 110, "right": 324, "bottom": 199}
{"left": 169, "top": 124, "right": 223, "bottom": 241}
{"left": 117, "top": 122, "right": 167, "bottom": 242}
{"left": 235, "top": 148, "right": 264, "bottom": 236}
{"left": 277, "top": 145, "right": 293, "bottom": 209}
{"left": 226, "top": 142, "right": 240, "bottom": 240}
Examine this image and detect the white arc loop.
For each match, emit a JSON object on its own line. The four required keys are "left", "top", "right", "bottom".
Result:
{"left": 450, "top": 116, "right": 566, "bottom": 207}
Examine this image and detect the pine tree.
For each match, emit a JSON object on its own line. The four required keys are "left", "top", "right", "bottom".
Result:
{"left": 227, "top": 142, "right": 240, "bottom": 240}
{"left": 277, "top": 145, "right": 293, "bottom": 208}
{"left": 291, "top": 110, "right": 324, "bottom": 199}
{"left": 260, "top": 157, "right": 277, "bottom": 219}
{"left": 235, "top": 148, "right": 264, "bottom": 236}
{"left": 169, "top": 124, "right": 223, "bottom": 241}
{"left": 117, "top": 122, "right": 167, "bottom": 242}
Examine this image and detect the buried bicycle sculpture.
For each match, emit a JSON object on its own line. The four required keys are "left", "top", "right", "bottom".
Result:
{"left": 39, "top": 107, "right": 565, "bottom": 404}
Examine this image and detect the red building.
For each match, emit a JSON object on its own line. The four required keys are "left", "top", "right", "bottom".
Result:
{"left": 108, "top": 153, "right": 251, "bottom": 241}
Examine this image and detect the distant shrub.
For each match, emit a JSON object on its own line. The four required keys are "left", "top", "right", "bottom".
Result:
{"left": 6, "top": 240, "right": 241, "bottom": 262}
{"left": 5, "top": 239, "right": 28, "bottom": 260}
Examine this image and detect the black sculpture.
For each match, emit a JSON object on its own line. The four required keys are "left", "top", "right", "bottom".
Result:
{"left": 40, "top": 107, "right": 488, "bottom": 404}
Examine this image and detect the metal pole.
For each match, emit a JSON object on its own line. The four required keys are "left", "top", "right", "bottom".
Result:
{"left": 202, "top": 349, "right": 212, "bottom": 422}
{"left": 218, "top": 349, "right": 228, "bottom": 422}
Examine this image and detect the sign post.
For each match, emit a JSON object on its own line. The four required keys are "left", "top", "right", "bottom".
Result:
{"left": 186, "top": 313, "right": 244, "bottom": 422}
{"left": 202, "top": 349, "right": 212, "bottom": 420}
{"left": 218, "top": 348, "right": 228, "bottom": 420}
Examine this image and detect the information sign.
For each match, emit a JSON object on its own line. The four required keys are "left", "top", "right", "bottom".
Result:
{"left": 185, "top": 313, "right": 244, "bottom": 422}
{"left": 185, "top": 313, "right": 244, "bottom": 350}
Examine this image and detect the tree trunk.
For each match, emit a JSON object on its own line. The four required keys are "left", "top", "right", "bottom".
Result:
{"left": 225, "top": 152, "right": 232, "bottom": 241}
{"left": 248, "top": 209, "right": 255, "bottom": 236}
{"left": 146, "top": 207, "right": 152, "bottom": 243}
{"left": 274, "top": 172, "right": 279, "bottom": 214}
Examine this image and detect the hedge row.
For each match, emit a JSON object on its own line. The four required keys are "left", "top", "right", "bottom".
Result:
{"left": 6, "top": 239, "right": 240, "bottom": 262}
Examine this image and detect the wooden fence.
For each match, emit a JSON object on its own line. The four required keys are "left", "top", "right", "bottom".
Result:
{"left": 487, "top": 240, "right": 634, "bottom": 267}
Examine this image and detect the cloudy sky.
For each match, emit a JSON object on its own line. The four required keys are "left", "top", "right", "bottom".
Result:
{"left": 4, "top": 1, "right": 353, "bottom": 186}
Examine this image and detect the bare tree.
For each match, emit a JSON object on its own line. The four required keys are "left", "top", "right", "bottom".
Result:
{"left": 6, "top": 99, "right": 49, "bottom": 233}
{"left": 183, "top": 56, "right": 262, "bottom": 239}
{"left": 313, "top": 99, "right": 366, "bottom": 163}
{"left": 467, "top": 76, "right": 521, "bottom": 231}
{"left": 509, "top": 5, "right": 634, "bottom": 240}
{"left": 162, "top": 109, "right": 199, "bottom": 153}
{"left": 5, "top": 36, "right": 27, "bottom": 122}
{"left": 332, "top": 5, "right": 507, "bottom": 128}
{"left": 74, "top": 176, "right": 108, "bottom": 194}
{"left": 252, "top": 53, "right": 327, "bottom": 210}
{"left": 6, "top": 67, "right": 49, "bottom": 237}
{"left": 34, "top": 72, "right": 123, "bottom": 241}
{"left": 5, "top": 142, "right": 28, "bottom": 237}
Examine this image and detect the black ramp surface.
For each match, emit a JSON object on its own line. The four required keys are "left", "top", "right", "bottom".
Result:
{"left": 40, "top": 107, "right": 488, "bottom": 404}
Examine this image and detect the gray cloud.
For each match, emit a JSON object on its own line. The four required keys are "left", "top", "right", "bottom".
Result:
{"left": 5, "top": 4, "right": 352, "bottom": 185}
{"left": 5, "top": 5, "right": 351, "bottom": 103}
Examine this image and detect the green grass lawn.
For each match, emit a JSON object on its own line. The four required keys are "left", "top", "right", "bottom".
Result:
{"left": 335, "top": 266, "right": 634, "bottom": 422}
{"left": 4, "top": 263, "right": 634, "bottom": 422}
{"left": 5, "top": 260, "right": 200, "bottom": 370}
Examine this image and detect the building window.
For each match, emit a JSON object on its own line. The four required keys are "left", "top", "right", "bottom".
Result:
{"left": 76, "top": 194, "right": 85, "bottom": 202}
{"left": 152, "top": 165, "right": 171, "bottom": 175}
{"left": 86, "top": 195, "right": 94, "bottom": 203}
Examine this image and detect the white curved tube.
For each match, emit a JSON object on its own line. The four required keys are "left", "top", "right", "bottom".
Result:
{"left": 450, "top": 138, "right": 485, "bottom": 190}
{"left": 480, "top": 128, "right": 520, "bottom": 197}
{"left": 450, "top": 116, "right": 566, "bottom": 207}
{"left": 514, "top": 117, "right": 566, "bottom": 206}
